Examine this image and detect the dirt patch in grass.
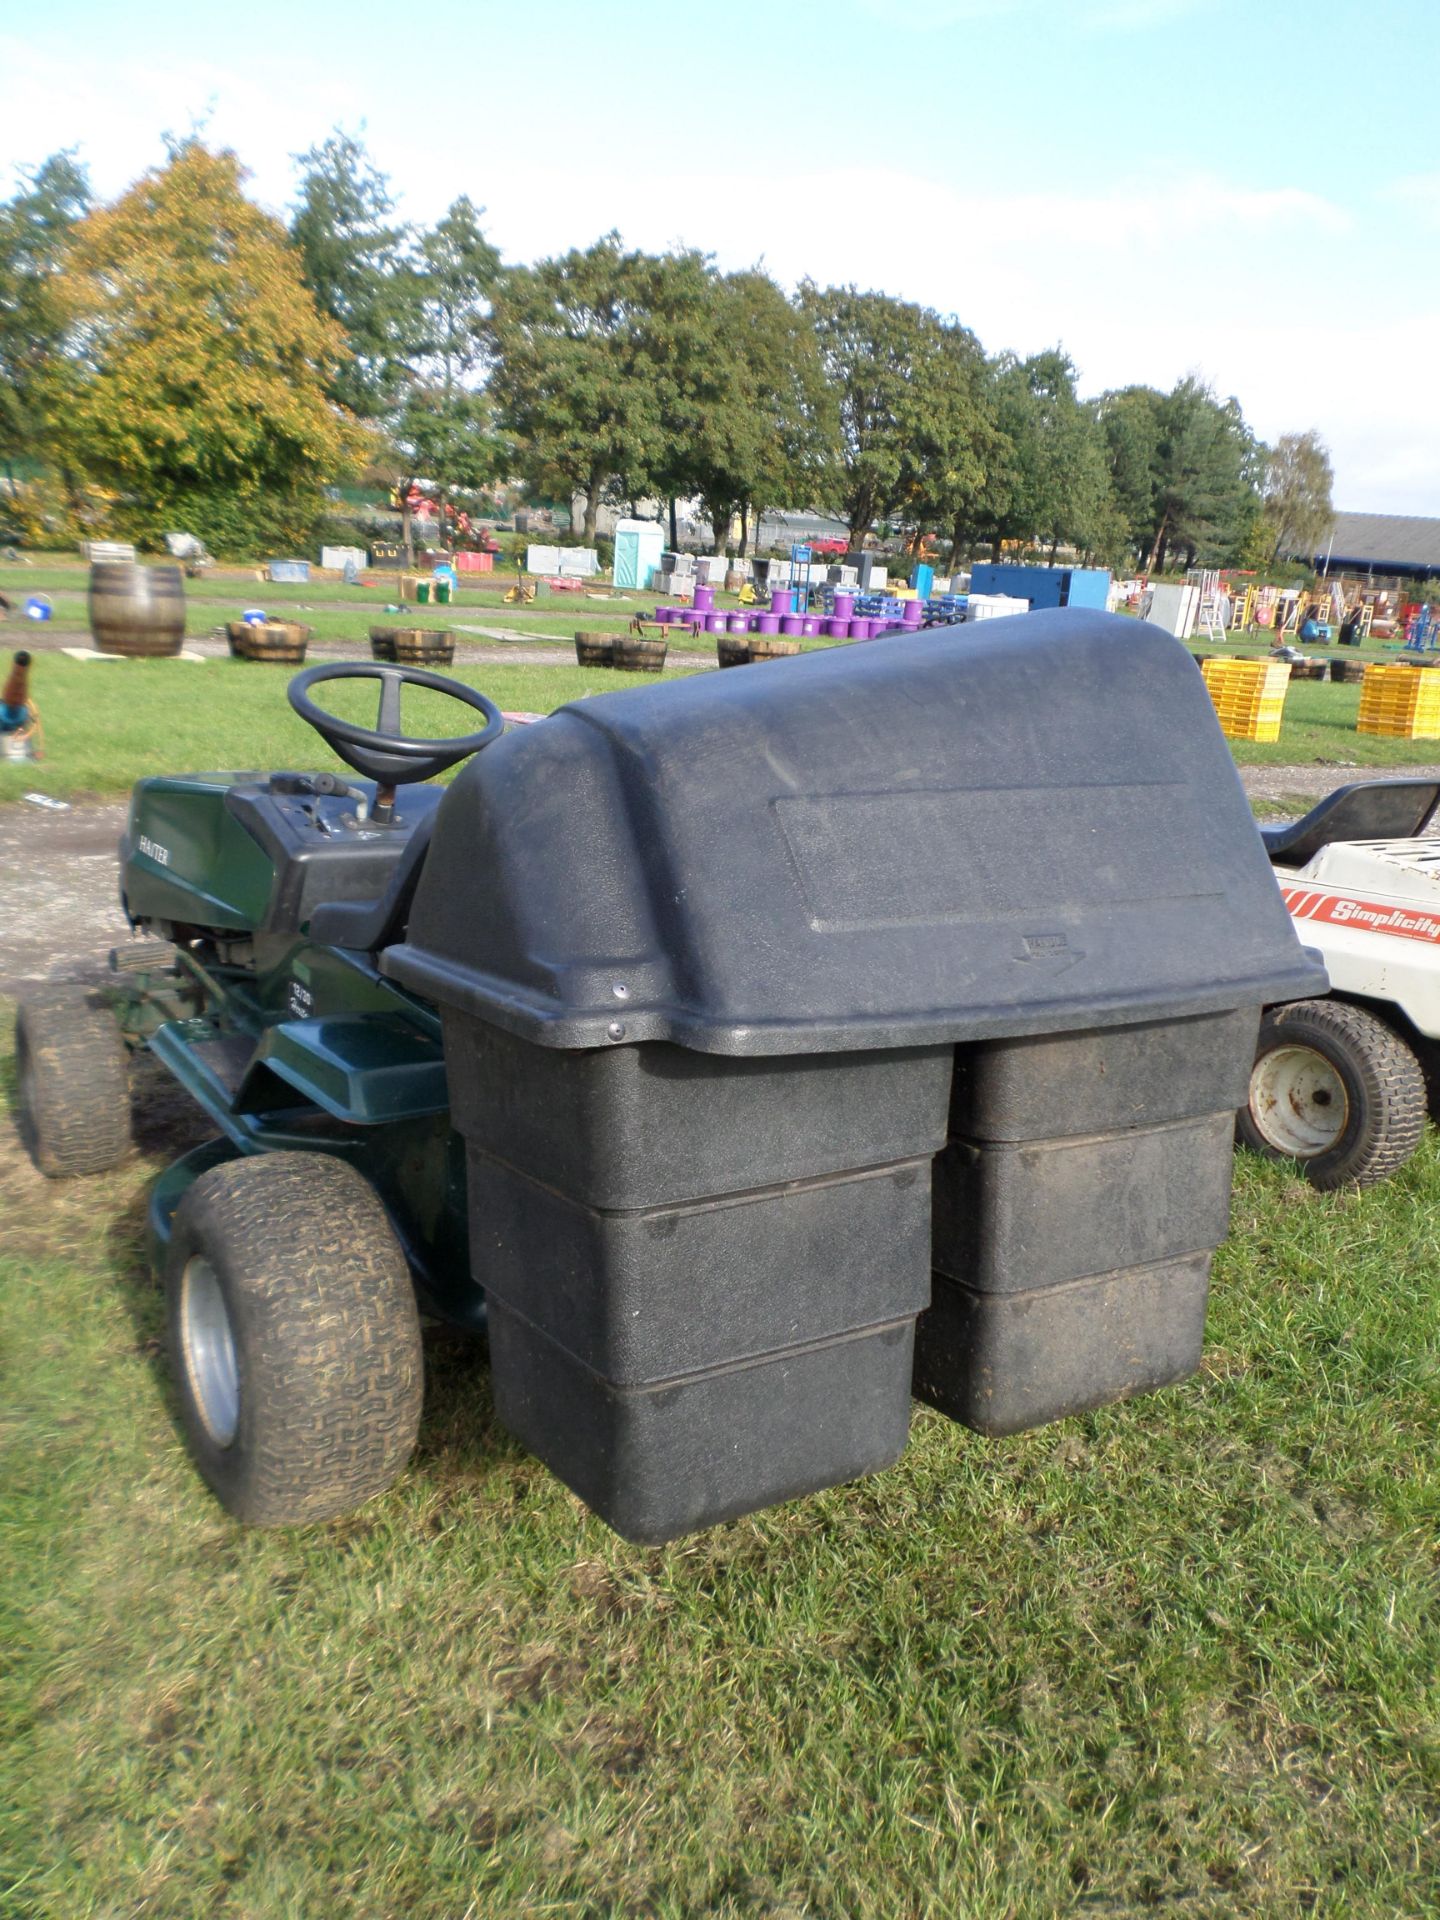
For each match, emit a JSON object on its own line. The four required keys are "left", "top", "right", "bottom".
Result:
{"left": 0, "top": 800, "right": 131, "bottom": 994}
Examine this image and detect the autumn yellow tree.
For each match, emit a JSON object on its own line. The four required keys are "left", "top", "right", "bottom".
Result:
{"left": 47, "top": 139, "right": 363, "bottom": 553}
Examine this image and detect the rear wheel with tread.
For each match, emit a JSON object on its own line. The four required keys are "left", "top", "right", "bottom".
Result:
{"left": 15, "top": 985, "right": 132, "bottom": 1177}
{"left": 1238, "top": 998, "right": 1426, "bottom": 1190}
{"left": 165, "top": 1152, "right": 424, "bottom": 1525}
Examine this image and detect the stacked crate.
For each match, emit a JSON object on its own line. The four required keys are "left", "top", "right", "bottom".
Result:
{"left": 1356, "top": 663, "right": 1440, "bottom": 739}
{"left": 1201, "top": 657, "right": 1291, "bottom": 742}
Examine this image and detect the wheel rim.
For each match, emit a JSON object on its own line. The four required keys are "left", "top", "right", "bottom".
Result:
{"left": 1249, "top": 1044, "right": 1349, "bottom": 1157}
{"left": 180, "top": 1256, "right": 239, "bottom": 1447}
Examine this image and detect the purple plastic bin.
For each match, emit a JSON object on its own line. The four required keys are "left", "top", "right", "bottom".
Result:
{"left": 834, "top": 593, "right": 855, "bottom": 619}
{"left": 850, "top": 618, "right": 875, "bottom": 640}
{"left": 802, "top": 616, "right": 821, "bottom": 636}
{"left": 824, "top": 617, "right": 850, "bottom": 638}
{"left": 693, "top": 585, "right": 715, "bottom": 613}
{"left": 704, "top": 612, "right": 727, "bottom": 633}
{"left": 769, "top": 590, "right": 794, "bottom": 616}
{"left": 902, "top": 600, "right": 925, "bottom": 626}
{"left": 779, "top": 615, "right": 803, "bottom": 636}
{"left": 727, "top": 612, "right": 749, "bottom": 633}
{"left": 653, "top": 606, "right": 674, "bottom": 625}
{"left": 756, "top": 613, "right": 781, "bottom": 634}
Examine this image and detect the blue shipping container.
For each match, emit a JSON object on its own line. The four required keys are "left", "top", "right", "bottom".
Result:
{"left": 967, "top": 564, "right": 1110, "bottom": 611}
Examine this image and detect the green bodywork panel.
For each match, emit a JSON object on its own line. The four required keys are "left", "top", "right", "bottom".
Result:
{"left": 139, "top": 948, "right": 479, "bottom": 1326}
{"left": 254, "top": 1018, "right": 449, "bottom": 1123}
{"left": 124, "top": 773, "right": 275, "bottom": 931}
{"left": 112, "top": 771, "right": 491, "bottom": 1328}
{"left": 117, "top": 769, "right": 485, "bottom": 1326}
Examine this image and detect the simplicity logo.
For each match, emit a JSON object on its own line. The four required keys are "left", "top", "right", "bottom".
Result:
{"left": 1283, "top": 886, "right": 1440, "bottom": 944}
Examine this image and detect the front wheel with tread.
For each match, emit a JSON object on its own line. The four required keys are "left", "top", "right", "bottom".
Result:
{"left": 1238, "top": 998, "right": 1426, "bottom": 1190}
{"left": 165, "top": 1152, "right": 424, "bottom": 1525}
{"left": 15, "top": 985, "right": 132, "bottom": 1177}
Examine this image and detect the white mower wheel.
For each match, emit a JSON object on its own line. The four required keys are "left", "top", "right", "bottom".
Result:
{"left": 1238, "top": 998, "right": 1427, "bottom": 1190}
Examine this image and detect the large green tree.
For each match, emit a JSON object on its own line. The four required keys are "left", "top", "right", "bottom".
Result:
{"left": 643, "top": 262, "right": 835, "bottom": 555}
{"left": 47, "top": 140, "right": 359, "bottom": 553}
{"left": 1095, "top": 378, "right": 1261, "bottom": 571}
{"left": 1096, "top": 384, "right": 1162, "bottom": 563}
{"left": 483, "top": 235, "right": 668, "bottom": 544}
{"left": 1261, "top": 429, "right": 1334, "bottom": 565}
{"left": 289, "top": 131, "right": 422, "bottom": 421}
{"left": 388, "top": 196, "right": 503, "bottom": 557}
{"left": 0, "top": 152, "right": 90, "bottom": 482}
{"left": 969, "top": 349, "right": 1076, "bottom": 556}
{"left": 801, "top": 285, "right": 967, "bottom": 545}
{"left": 1143, "top": 377, "right": 1260, "bottom": 571}
{"left": 892, "top": 318, "right": 995, "bottom": 565}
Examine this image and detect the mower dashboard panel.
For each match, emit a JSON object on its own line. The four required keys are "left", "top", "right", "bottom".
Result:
{"left": 223, "top": 780, "right": 446, "bottom": 937}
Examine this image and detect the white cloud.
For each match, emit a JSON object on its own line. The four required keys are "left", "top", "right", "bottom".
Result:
{"left": 1380, "top": 172, "right": 1440, "bottom": 228}
{"left": 0, "top": 38, "right": 363, "bottom": 216}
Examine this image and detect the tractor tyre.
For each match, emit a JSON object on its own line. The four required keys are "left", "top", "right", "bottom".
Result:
{"left": 165, "top": 1152, "right": 424, "bottom": 1526}
{"left": 14, "top": 985, "right": 132, "bottom": 1177}
{"left": 1238, "top": 998, "right": 1427, "bottom": 1190}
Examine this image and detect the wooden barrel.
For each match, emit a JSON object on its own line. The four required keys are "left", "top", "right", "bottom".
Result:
{"left": 724, "top": 569, "right": 745, "bottom": 593}
{"left": 748, "top": 637, "right": 802, "bottom": 662}
{"left": 226, "top": 621, "right": 310, "bottom": 664}
{"left": 575, "top": 630, "right": 617, "bottom": 668}
{"left": 1329, "top": 657, "right": 1356, "bottom": 684}
{"left": 392, "top": 628, "right": 454, "bottom": 666}
{"left": 88, "top": 562, "right": 186, "bottom": 657}
{"left": 716, "top": 635, "right": 751, "bottom": 669}
{"left": 613, "top": 635, "right": 667, "bottom": 674}
{"left": 369, "top": 627, "right": 398, "bottom": 661}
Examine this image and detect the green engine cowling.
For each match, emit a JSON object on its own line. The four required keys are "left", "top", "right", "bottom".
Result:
{"left": 122, "top": 773, "right": 277, "bottom": 936}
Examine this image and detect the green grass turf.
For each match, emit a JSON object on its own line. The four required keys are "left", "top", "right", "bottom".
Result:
{"left": 0, "top": 558, "right": 724, "bottom": 653}
{"left": 7, "top": 643, "right": 1440, "bottom": 806}
{"left": 0, "top": 657, "right": 640, "bottom": 803}
{"left": 2, "top": 1026, "right": 1438, "bottom": 1917}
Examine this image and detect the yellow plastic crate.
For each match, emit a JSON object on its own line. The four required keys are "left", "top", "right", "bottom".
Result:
{"left": 1201, "top": 658, "right": 1291, "bottom": 740}
{"left": 1356, "top": 664, "right": 1440, "bottom": 738}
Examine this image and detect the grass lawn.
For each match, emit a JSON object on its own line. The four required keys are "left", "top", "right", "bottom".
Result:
{"left": 0, "top": 657, "right": 632, "bottom": 803}
{"left": 3, "top": 596, "right": 1440, "bottom": 1913}
{"left": 6, "top": 643, "right": 1440, "bottom": 807}
{"left": 3, "top": 1023, "right": 1439, "bottom": 1917}
{"left": 1226, "top": 676, "right": 1440, "bottom": 768}
{"left": 0, "top": 558, "right": 740, "bottom": 655}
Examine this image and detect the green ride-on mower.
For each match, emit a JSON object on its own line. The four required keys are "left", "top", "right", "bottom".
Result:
{"left": 13, "top": 620, "right": 1325, "bottom": 1544}
{"left": 17, "top": 663, "right": 502, "bottom": 1528}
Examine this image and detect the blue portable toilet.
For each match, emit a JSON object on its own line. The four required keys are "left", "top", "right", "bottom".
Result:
{"left": 912, "top": 562, "right": 935, "bottom": 600}
{"left": 613, "top": 519, "right": 666, "bottom": 591}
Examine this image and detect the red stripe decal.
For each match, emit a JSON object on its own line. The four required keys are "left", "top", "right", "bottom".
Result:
{"left": 1283, "top": 885, "right": 1440, "bottom": 943}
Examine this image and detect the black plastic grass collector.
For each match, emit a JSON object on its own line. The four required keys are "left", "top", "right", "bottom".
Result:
{"left": 385, "top": 611, "right": 1326, "bottom": 1540}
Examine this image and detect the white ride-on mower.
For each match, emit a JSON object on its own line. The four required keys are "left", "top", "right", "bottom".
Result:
{"left": 1243, "top": 778, "right": 1440, "bottom": 1187}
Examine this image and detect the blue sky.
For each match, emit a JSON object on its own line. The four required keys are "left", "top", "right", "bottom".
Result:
{"left": 4, "top": 0, "right": 1438, "bottom": 512}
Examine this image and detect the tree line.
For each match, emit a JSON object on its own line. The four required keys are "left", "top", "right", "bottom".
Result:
{"left": 0, "top": 135, "right": 1336, "bottom": 570}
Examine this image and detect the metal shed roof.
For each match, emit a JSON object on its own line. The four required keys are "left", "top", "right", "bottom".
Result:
{"left": 1305, "top": 511, "right": 1440, "bottom": 575}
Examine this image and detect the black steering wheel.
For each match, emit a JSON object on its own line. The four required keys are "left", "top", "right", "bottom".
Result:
{"left": 287, "top": 663, "right": 504, "bottom": 804}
